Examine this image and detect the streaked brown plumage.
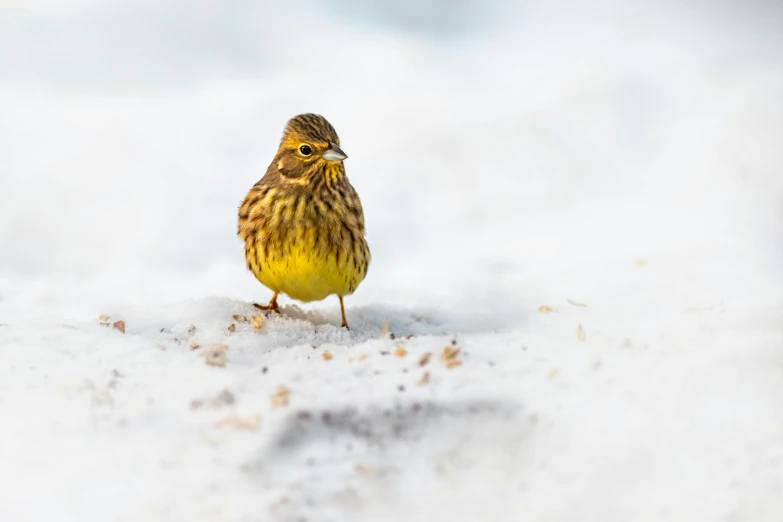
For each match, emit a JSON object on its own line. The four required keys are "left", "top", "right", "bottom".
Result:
{"left": 237, "top": 114, "right": 370, "bottom": 329}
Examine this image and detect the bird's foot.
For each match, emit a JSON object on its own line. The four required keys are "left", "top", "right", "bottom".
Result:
{"left": 253, "top": 302, "right": 280, "bottom": 313}
{"left": 254, "top": 293, "right": 280, "bottom": 314}
{"left": 339, "top": 296, "right": 349, "bottom": 330}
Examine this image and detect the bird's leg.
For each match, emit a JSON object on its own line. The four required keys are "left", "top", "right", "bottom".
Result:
{"left": 339, "top": 296, "right": 349, "bottom": 330}
{"left": 254, "top": 292, "right": 280, "bottom": 314}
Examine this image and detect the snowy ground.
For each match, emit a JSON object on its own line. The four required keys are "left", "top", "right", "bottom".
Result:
{"left": 2, "top": 1, "right": 783, "bottom": 521}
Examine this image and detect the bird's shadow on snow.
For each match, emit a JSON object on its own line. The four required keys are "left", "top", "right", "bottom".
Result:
{"left": 277, "top": 301, "right": 514, "bottom": 338}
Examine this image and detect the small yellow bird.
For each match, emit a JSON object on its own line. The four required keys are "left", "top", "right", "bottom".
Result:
{"left": 237, "top": 114, "right": 370, "bottom": 329}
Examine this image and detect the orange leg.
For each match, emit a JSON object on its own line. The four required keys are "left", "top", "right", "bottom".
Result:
{"left": 254, "top": 292, "right": 280, "bottom": 314}
{"left": 339, "top": 296, "right": 349, "bottom": 330}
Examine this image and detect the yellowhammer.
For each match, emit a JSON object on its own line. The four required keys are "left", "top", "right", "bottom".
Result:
{"left": 237, "top": 114, "right": 370, "bottom": 329}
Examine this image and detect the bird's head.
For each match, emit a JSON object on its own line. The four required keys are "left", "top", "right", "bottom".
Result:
{"left": 275, "top": 113, "right": 347, "bottom": 180}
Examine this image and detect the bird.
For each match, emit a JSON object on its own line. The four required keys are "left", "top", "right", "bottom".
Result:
{"left": 237, "top": 114, "right": 370, "bottom": 329}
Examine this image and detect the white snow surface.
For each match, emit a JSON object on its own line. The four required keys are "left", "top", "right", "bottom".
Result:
{"left": 1, "top": 1, "right": 783, "bottom": 521}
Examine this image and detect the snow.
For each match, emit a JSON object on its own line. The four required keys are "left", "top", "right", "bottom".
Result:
{"left": 1, "top": 1, "right": 783, "bottom": 521}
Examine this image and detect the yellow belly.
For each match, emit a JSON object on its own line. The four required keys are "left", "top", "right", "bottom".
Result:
{"left": 248, "top": 245, "right": 362, "bottom": 303}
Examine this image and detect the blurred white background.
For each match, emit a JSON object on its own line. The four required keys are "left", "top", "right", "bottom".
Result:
{"left": 2, "top": 0, "right": 781, "bottom": 313}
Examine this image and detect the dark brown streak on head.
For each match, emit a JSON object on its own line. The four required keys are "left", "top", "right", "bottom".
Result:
{"left": 283, "top": 113, "right": 340, "bottom": 145}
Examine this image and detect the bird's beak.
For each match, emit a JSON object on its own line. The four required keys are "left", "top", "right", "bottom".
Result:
{"left": 322, "top": 143, "right": 347, "bottom": 162}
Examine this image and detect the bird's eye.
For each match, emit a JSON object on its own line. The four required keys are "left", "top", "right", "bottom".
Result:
{"left": 299, "top": 145, "right": 312, "bottom": 156}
